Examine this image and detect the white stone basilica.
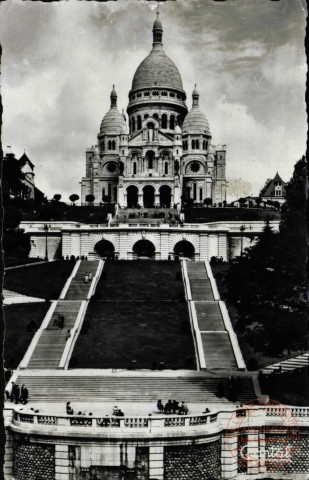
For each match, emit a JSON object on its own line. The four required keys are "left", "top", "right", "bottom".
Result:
{"left": 81, "top": 13, "right": 227, "bottom": 208}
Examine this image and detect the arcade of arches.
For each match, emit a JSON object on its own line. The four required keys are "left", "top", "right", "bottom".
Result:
{"left": 126, "top": 185, "right": 172, "bottom": 208}
{"left": 94, "top": 240, "right": 115, "bottom": 258}
{"left": 133, "top": 240, "right": 155, "bottom": 258}
{"left": 94, "top": 238, "right": 195, "bottom": 259}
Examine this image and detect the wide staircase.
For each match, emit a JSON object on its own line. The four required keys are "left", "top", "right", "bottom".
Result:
{"left": 14, "top": 373, "right": 255, "bottom": 404}
{"left": 112, "top": 208, "right": 179, "bottom": 225}
{"left": 27, "top": 301, "right": 82, "bottom": 369}
{"left": 260, "top": 351, "right": 309, "bottom": 375}
{"left": 65, "top": 261, "right": 99, "bottom": 300}
{"left": 186, "top": 262, "right": 238, "bottom": 370}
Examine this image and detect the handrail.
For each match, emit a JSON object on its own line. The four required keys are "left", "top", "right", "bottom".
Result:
{"left": 219, "top": 301, "right": 246, "bottom": 371}
{"left": 204, "top": 261, "right": 220, "bottom": 301}
{"left": 58, "top": 300, "right": 88, "bottom": 370}
{"left": 87, "top": 260, "right": 104, "bottom": 300}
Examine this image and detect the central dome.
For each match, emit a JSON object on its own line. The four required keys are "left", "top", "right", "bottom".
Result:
{"left": 131, "top": 49, "right": 184, "bottom": 92}
{"left": 131, "top": 12, "right": 184, "bottom": 93}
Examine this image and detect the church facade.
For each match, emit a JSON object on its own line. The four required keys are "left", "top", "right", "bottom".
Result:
{"left": 81, "top": 13, "right": 227, "bottom": 208}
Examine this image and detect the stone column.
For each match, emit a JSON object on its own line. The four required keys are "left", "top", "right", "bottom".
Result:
{"left": 149, "top": 445, "right": 164, "bottom": 480}
{"left": 138, "top": 193, "right": 144, "bottom": 207}
{"left": 155, "top": 193, "right": 160, "bottom": 207}
{"left": 221, "top": 433, "right": 238, "bottom": 479}
{"left": 3, "top": 428, "right": 13, "bottom": 476}
{"left": 247, "top": 429, "right": 260, "bottom": 474}
{"left": 55, "top": 444, "right": 70, "bottom": 480}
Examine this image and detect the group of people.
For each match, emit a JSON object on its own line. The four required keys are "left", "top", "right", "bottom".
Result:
{"left": 84, "top": 271, "right": 93, "bottom": 283}
{"left": 6, "top": 382, "right": 28, "bottom": 405}
{"left": 112, "top": 406, "right": 125, "bottom": 417}
{"left": 157, "top": 399, "right": 189, "bottom": 415}
{"left": 53, "top": 314, "right": 65, "bottom": 329}
{"left": 66, "top": 402, "right": 92, "bottom": 416}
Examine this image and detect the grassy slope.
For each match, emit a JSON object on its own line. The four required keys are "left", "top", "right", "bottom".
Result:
{"left": 71, "top": 261, "right": 195, "bottom": 369}
{"left": 4, "top": 302, "right": 51, "bottom": 369}
{"left": 185, "top": 207, "right": 281, "bottom": 223}
{"left": 4, "top": 261, "right": 74, "bottom": 299}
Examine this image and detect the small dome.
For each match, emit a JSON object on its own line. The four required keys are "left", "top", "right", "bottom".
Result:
{"left": 182, "top": 86, "right": 210, "bottom": 135}
{"left": 153, "top": 12, "right": 163, "bottom": 31}
{"left": 174, "top": 124, "right": 181, "bottom": 134}
{"left": 94, "top": 146, "right": 100, "bottom": 155}
{"left": 100, "top": 86, "right": 125, "bottom": 135}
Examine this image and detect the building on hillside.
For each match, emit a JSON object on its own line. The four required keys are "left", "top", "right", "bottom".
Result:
{"left": 81, "top": 13, "right": 227, "bottom": 208}
{"left": 3, "top": 146, "right": 45, "bottom": 202}
{"left": 260, "top": 172, "right": 287, "bottom": 205}
{"left": 230, "top": 196, "right": 265, "bottom": 208}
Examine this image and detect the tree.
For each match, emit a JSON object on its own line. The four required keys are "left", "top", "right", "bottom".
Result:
{"left": 238, "top": 197, "right": 246, "bottom": 207}
{"left": 203, "top": 198, "right": 212, "bottom": 208}
{"left": 255, "top": 197, "right": 262, "bottom": 208}
{"left": 53, "top": 194, "right": 62, "bottom": 202}
{"left": 220, "top": 156, "right": 308, "bottom": 357}
{"left": 85, "top": 194, "right": 95, "bottom": 204}
{"left": 69, "top": 194, "right": 79, "bottom": 206}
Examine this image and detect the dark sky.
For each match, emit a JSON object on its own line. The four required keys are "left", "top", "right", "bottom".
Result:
{"left": 1, "top": 0, "right": 307, "bottom": 200}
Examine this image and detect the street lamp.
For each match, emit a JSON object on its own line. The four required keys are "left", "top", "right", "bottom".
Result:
{"left": 44, "top": 224, "right": 49, "bottom": 261}
{"left": 240, "top": 224, "right": 246, "bottom": 256}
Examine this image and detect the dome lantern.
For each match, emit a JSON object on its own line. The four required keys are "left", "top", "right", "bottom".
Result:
{"left": 110, "top": 85, "right": 117, "bottom": 108}
{"left": 192, "top": 84, "right": 199, "bottom": 107}
{"left": 153, "top": 10, "right": 163, "bottom": 47}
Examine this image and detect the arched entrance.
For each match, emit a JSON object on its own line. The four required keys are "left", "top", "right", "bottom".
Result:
{"left": 174, "top": 240, "right": 195, "bottom": 259}
{"left": 94, "top": 240, "right": 115, "bottom": 259}
{"left": 127, "top": 185, "right": 138, "bottom": 208}
{"left": 133, "top": 240, "right": 155, "bottom": 259}
{"left": 159, "top": 185, "right": 171, "bottom": 207}
{"left": 143, "top": 185, "right": 155, "bottom": 208}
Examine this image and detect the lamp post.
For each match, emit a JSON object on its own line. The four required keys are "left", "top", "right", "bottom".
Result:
{"left": 240, "top": 224, "right": 246, "bottom": 256}
{"left": 44, "top": 224, "right": 49, "bottom": 261}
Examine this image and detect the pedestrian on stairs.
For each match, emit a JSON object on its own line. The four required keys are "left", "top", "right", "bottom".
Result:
{"left": 21, "top": 385, "right": 29, "bottom": 404}
{"left": 89, "top": 271, "right": 93, "bottom": 281}
{"left": 14, "top": 384, "right": 20, "bottom": 404}
{"left": 84, "top": 273, "right": 89, "bottom": 284}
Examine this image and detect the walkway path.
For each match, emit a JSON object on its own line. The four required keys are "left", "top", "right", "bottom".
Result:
{"left": 3, "top": 289, "right": 45, "bottom": 305}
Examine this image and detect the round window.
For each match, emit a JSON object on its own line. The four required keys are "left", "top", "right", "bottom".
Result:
{"left": 190, "top": 161, "right": 200, "bottom": 173}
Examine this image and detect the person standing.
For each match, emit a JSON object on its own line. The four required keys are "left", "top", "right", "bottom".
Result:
{"left": 14, "top": 384, "right": 20, "bottom": 404}
{"left": 21, "top": 385, "right": 29, "bottom": 404}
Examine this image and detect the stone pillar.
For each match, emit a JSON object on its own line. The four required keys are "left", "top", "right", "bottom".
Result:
{"left": 55, "top": 444, "right": 70, "bottom": 480}
{"left": 199, "top": 233, "right": 209, "bottom": 261}
{"left": 149, "top": 445, "right": 164, "bottom": 480}
{"left": 3, "top": 429, "right": 13, "bottom": 476}
{"left": 138, "top": 193, "right": 144, "bottom": 207}
{"left": 221, "top": 433, "right": 238, "bottom": 479}
{"left": 118, "top": 185, "right": 125, "bottom": 207}
{"left": 155, "top": 193, "right": 160, "bottom": 207}
{"left": 247, "top": 429, "right": 260, "bottom": 474}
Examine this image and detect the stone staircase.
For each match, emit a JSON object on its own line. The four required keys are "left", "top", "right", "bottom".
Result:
{"left": 260, "top": 352, "right": 309, "bottom": 374}
{"left": 14, "top": 373, "right": 255, "bottom": 404}
{"left": 186, "top": 262, "right": 238, "bottom": 370}
{"left": 65, "top": 261, "right": 99, "bottom": 300}
{"left": 27, "top": 301, "right": 82, "bottom": 369}
{"left": 25, "top": 261, "right": 101, "bottom": 369}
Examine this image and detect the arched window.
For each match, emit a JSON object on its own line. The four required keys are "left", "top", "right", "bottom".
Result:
{"left": 177, "top": 93, "right": 181, "bottom": 99}
{"left": 205, "top": 140, "right": 208, "bottom": 150}
{"left": 153, "top": 113, "right": 159, "bottom": 122}
{"left": 137, "top": 115, "right": 142, "bottom": 130}
{"left": 199, "top": 187, "right": 203, "bottom": 201}
{"left": 146, "top": 151, "right": 154, "bottom": 169}
{"left": 192, "top": 140, "right": 195, "bottom": 150}
{"left": 144, "top": 114, "right": 149, "bottom": 119}
{"left": 153, "top": 91, "right": 159, "bottom": 96}
{"left": 164, "top": 162, "right": 168, "bottom": 175}
{"left": 102, "top": 188, "right": 105, "bottom": 200}
{"left": 131, "top": 118, "right": 135, "bottom": 132}
{"left": 193, "top": 183, "right": 197, "bottom": 201}
{"left": 162, "top": 114, "right": 167, "bottom": 129}
{"left": 112, "top": 140, "right": 116, "bottom": 150}
{"left": 170, "top": 115, "right": 175, "bottom": 129}
{"left": 144, "top": 91, "right": 150, "bottom": 96}
{"left": 176, "top": 149, "right": 179, "bottom": 155}
{"left": 161, "top": 91, "right": 167, "bottom": 96}
{"left": 137, "top": 92, "right": 142, "bottom": 98}
{"left": 133, "top": 162, "right": 137, "bottom": 175}
{"left": 108, "top": 140, "right": 111, "bottom": 150}
{"left": 177, "top": 115, "right": 182, "bottom": 127}
{"left": 196, "top": 140, "right": 199, "bottom": 149}
{"left": 108, "top": 183, "right": 112, "bottom": 200}
{"left": 170, "top": 92, "right": 175, "bottom": 98}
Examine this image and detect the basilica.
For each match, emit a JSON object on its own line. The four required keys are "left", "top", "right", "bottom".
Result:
{"left": 81, "top": 12, "right": 227, "bottom": 208}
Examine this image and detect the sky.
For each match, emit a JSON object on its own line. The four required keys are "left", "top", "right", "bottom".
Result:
{"left": 1, "top": 0, "right": 307, "bottom": 201}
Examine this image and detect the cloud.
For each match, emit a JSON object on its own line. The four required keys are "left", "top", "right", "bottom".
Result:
{"left": 1, "top": 0, "right": 307, "bottom": 201}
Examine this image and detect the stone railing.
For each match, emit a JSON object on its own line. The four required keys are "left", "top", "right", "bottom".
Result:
{"left": 12, "top": 411, "right": 219, "bottom": 434}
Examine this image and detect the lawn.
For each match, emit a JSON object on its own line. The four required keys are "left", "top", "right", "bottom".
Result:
{"left": 71, "top": 301, "right": 194, "bottom": 369}
{"left": 4, "top": 256, "right": 44, "bottom": 268}
{"left": 4, "top": 260, "right": 75, "bottom": 300}
{"left": 4, "top": 302, "right": 51, "bottom": 369}
{"left": 70, "top": 261, "right": 196, "bottom": 369}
